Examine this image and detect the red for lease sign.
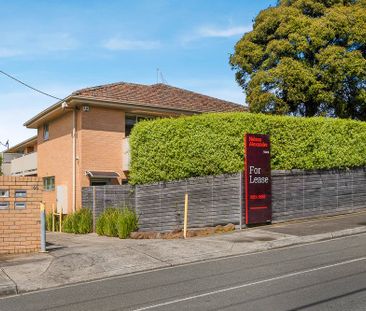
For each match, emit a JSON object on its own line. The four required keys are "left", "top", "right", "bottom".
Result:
{"left": 244, "top": 134, "right": 272, "bottom": 225}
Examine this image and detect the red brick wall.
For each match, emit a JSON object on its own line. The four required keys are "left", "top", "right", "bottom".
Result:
{"left": 0, "top": 176, "right": 42, "bottom": 254}
{"left": 78, "top": 107, "right": 126, "bottom": 208}
{"left": 37, "top": 112, "right": 74, "bottom": 213}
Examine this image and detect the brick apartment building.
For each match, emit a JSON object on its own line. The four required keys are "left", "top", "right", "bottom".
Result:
{"left": 1, "top": 82, "right": 245, "bottom": 214}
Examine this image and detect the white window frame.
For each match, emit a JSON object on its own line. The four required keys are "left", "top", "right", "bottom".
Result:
{"left": 0, "top": 202, "right": 9, "bottom": 210}
{"left": 14, "top": 202, "right": 26, "bottom": 209}
{"left": 0, "top": 189, "right": 9, "bottom": 198}
{"left": 43, "top": 176, "right": 55, "bottom": 191}
{"left": 125, "top": 114, "right": 156, "bottom": 137}
{"left": 15, "top": 190, "right": 27, "bottom": 198}
{"left": 43, "top": 123, "right": 49, "bottom": 141}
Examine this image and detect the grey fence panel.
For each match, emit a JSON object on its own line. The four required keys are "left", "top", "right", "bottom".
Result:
{"left": 82, "top": 185, "right": 135, "bottom": 229}
{"left": 135, "top": 174, "right": 242, "bottom": 231}
{"left": 82, "top": 168, "right": 366, "bottom": 232}
{"left": 271, "top": 168, "right": 366, "bottom": 221}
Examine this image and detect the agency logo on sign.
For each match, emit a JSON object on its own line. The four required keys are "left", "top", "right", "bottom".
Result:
{"left": 244, "top": 134, "right": 272, "bottom": 225}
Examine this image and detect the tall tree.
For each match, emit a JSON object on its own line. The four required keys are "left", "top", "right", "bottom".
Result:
{"left": 230, "top": 0, "right": 366, "bottom": 119}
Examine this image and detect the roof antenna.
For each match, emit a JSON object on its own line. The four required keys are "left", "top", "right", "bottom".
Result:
{"left": 156, "top": 68, "right": 159, "bottom": 84}
{"left": 160, "top": 71, "right": 168, "bottom": 85}
{"left": 0, "top": 140, "right": 9, "bottom": 150}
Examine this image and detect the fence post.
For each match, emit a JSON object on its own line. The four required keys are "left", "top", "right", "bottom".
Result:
{"left": 59, "top": 212, "right": 62, "bottom": 232}
{"left": 92, "top": 187, "right": 96, "bottom": 232}
{"left": 183, "top": 193, "right": 189, "bottom": 239}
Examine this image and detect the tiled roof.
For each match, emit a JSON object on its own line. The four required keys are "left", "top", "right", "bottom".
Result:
{"left": 72, "top": 82, "right": 246, "bottom": 113}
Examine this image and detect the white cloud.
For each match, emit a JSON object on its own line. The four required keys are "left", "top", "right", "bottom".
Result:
{"left": 35, "top": 33, "right": 79, "bottom": 51}
{"left": 198, "top": 26, "right": 251, "bottom": 38}
{"left": 0, "top": 32, "right": 79, "bottom": 58}
{"left": 103, "top": 38, "right": 161, "bottom": 51}
{"left": 181, "top": 25, "right": 251, "bottom": 45}
{"left": 0, "top": 48, "right": 23, "bottom": 58}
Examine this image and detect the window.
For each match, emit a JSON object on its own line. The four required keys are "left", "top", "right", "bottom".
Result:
{"left": 125, "top": 115, "right": 155, "bottom": 136}
{"left": 43, "top": 123, "right": 49, "bottom": 140}
{"left": 125, "top": 116, "right": 137, "bottom": 137}
{"left": 14, "top": 202, "right": 26, "bottom": 210}
{"left": 0, "top": 202, "right": 9, "bottom": 210}
{"left": 43, "top": 176, "right": 55, "bottom": 191}
{"left": 15, "top": 190, "right": 27, "bottom": 198}
{"left": 0, "top": 190, "right": 9, "bottom": 198}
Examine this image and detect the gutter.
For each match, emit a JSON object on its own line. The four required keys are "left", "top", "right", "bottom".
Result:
{"left": 24, "top": 95, "right": 202, "bottom": 128}
{"left": 23, "top": 96, "right": 72, "bottom": 128}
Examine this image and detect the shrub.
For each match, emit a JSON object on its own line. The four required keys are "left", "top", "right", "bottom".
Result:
{"left": 62, "top": 214, "right": 74, "bottom": 233}
{"left": 46, "top": 212, "right": 59, "bottom": 231}
{"left": 77, "top": 208, "right": 93, "bottom": 234}
{"left": 96, "top": 208, "right": 119, "bottom": 237}
{"left": 46, "top": 212, "right": 53, "bottom": 231}
{"left": 62, "top": 208, "right": 93, "bottom": 234}
{"left": 117, "top": 208, "right": 139, "bottom": 239}
{"left": 96, "top": 207, "right": 138, "bottom": 239}
{"left": 96, "top": 211, "right": 106, "bottom": 236}
{"left": 129, "top": 112, "right": 366, "bottom": 184}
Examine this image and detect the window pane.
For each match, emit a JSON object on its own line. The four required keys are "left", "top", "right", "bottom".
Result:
{"left": 125, "top": 116, "right": 137, "bottom": 137}
{"left": 0, "top": 190, "right": 9, "bottom": 198}
{"left": 43, "top": 124, "right": 49, "bottom": 140}
{"left": 15, "top": 202, "right": 26, "bottom": 210}
{"left": 125, "top": 115, "right": 155, "bottom": 137}
{"left": 43, "top": 177, "right": 55, "bottom": 191}
{"left": 15, "top": 190, "right": 27, "bottom": 198}
{"left": 0, "top": 202, "right": 9, "bottom": 210}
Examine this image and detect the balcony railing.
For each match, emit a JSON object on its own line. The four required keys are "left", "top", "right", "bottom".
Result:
{"left": 1, "top": 163, "right": 11, "bottom": 176}
{"left": 122, "top": 138, "right": 130, "bottom": 171}
{"left": 1, "top": 153, "right": 22, "bottom": 176}
{"left": 10, "top": 152, "right": 38, "bottom": 176}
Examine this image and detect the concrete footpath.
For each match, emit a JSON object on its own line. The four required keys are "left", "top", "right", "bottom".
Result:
{"left": 1, "top": 211, "right": 366, "bottom": 297}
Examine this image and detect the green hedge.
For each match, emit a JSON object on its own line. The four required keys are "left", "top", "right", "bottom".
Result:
{"left": 129, "top": 112, "right": 366, "bottom": 184}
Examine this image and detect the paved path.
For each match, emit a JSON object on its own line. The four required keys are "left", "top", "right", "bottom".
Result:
{"left": 0, "top": 211, "right": 366, "bottom": 297}
{"left": 1, "top": 232, "right": 366, "bottom": 310}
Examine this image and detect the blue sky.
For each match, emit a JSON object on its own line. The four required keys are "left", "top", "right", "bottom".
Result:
{"left": 0, "top": 0, "right": 275, "bottom": 147}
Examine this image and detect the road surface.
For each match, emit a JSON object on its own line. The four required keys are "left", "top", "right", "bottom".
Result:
{"left": 1, "top": 233, "right": 366, "bottom": 311}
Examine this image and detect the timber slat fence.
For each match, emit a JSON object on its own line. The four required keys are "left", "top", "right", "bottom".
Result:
{"left": 82, "top": 167, "right": 366, "bottom": 232}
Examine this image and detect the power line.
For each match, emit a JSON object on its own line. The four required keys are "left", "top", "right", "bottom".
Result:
{"left": 0, "top": 69, "right": 63, "bottom": 101}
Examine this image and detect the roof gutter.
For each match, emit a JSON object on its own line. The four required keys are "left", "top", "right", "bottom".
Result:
{"left": 23, "top": 96, "right": 72, "bottom": 128}
{"left": 24, "top": 95, "right": 199, "bottom": 128}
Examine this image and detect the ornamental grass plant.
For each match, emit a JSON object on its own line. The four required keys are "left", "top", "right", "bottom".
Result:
{"left": 96, "top": 207, "right": 138, "bottom": 239}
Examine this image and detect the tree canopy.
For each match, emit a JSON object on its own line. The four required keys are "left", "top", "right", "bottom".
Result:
{"left": 230, "top": 0, "right": 366, "bottom": 119}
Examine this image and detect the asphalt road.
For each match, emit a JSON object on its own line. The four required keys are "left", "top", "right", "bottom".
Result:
{"left": 1, "top": 233, "right": 366, "bottom": 311}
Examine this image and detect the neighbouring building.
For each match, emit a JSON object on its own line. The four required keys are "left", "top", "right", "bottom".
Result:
{"left": 2, "top": 82, "right": 246, "bottom": 213}
{"left": 1, "top": 136, "right": 38, "bottom": 177}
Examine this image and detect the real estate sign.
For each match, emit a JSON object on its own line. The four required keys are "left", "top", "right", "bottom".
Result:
{"left": 244, "top": 134, "right": 272, "bottom": 225}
